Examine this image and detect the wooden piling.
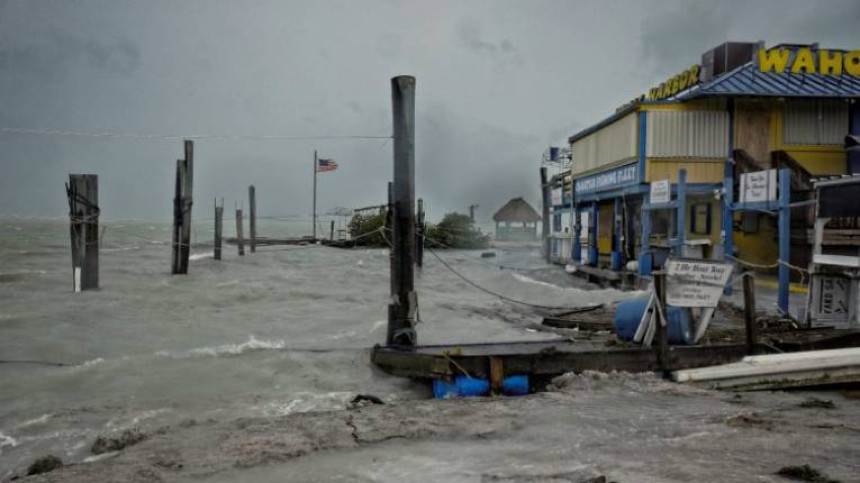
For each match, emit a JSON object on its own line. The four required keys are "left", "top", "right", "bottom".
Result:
{"left": 171, "top": 160, "right": 183, "bottom": 274}
{"left": 179, "top": 140, "right": 194, "bottom": 273}
{"left": 66, "top": 174, "right": 99, "bottom": 291}
{"left": 416, "top": 198, "right": 425, "bottom": 268}
{"left": 172, "top": 140, "right": 194, "bottom": 274}
{"left": 330, "top": 219, "right": 335, "bottom": 241}
{"left": 743, "top": 271, "right": 758, "bottom": 355}
{"left": 654, "top": 272, "right": 669, "bottom": 372}
{"left": 248, "top": 185, "right": 257, "bottom": 253}
{"left": 236, "top": 208, "right": 245, "bottom": 256}
{"left": 388, "top": 75, "right": 417, "bottom": 346}
{"left": 214, "top": 198, "right": 223, "bottom": 260}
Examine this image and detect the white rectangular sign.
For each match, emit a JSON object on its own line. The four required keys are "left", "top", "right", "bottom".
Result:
{"left": 551, "top": 189, "right": 562, "bottom": 206}
{"left": 665, "top": 259, "right": 733, "bottom": 308}
{"left": 650, "top": 179, "right": 670, "bottom": 204}
{"left": 739, "top": 169, "right": 777, "bottom": 203}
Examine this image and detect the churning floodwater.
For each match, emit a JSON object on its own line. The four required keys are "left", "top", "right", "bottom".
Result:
{"left": 0, "top": 218, "right": 635, "bottom": 478}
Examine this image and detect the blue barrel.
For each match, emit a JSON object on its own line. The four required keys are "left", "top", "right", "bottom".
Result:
{"left": 456, "top": 377, "right": 490, "bottom": 397}
{"left": 614, "top": 296, "right": 693, "bottom": 345}
{"left": 502, "top": 375, "right": 529, "bottom": 396}
{"left": 433, "top": 375, "right": 530, "bottom": 399}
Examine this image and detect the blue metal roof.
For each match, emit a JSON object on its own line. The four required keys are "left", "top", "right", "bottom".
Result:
{"left": 678, "top": 62, "right": 860, "bottom": 100}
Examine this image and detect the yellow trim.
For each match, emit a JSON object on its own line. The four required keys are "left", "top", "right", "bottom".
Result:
{"left": 569, "top": 158, "right": 637, "bottom": 180}
{"left": 641, "top": 99, "right": 725, "bottom": 112}
{"left": 645, "top": 158, "right": 724, "bottom": 183}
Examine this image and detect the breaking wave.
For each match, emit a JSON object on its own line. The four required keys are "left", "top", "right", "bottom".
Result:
{"left": 157, "top": 335, "right": 287, "bottom": 359}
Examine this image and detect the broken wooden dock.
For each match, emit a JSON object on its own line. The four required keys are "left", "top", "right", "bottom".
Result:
{"left": 371, "top": 329, "right": 860, "bottom": 382}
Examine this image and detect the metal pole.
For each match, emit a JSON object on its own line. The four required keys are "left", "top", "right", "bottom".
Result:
{"left": 388, "top": 75, "right": 417, "bottom": 346}
{"left": 312, "top": 150, "right": 318, "bottom": 241}
{"left": 722, "top": 175, "right": 734, "bottom": 295}
{"left": 675, "top": 169, "right": 686, "bottom": 257}
{"left": 778, "top": 168, "right": 791, "bottom": 313}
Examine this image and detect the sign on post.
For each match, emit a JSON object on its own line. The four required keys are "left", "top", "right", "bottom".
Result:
{"left": 650, "top": 179, "right": 670, "bottom": 204}
{"left": 551, "top": 189, "right": 562, "bottom": 206}
{"left": 740, "top": 169, "right": 777, "bottom": 203}
{"left": 665, "top": 258, "right": 733, "bottom": 308}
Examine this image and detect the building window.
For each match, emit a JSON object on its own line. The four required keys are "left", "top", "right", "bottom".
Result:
{"left": 783, "top": 100, "right": 848, "bottom": 146}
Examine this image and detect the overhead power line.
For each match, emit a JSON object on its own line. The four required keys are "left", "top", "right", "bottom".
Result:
{"left": 0, "top": 126, "right": 391, "bottom": 141}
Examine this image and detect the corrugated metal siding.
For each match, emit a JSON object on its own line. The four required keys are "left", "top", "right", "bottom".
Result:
{"left": 646, "top": 110, "right": 729, "bottom": 158}
{"left": 570, "top": 113, "right": 637, "bottom": 176}
{"left": 783, "top": 100, "right": 848, "bottom": 145}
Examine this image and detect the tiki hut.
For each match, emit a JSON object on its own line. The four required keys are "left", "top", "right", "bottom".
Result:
{"left": 492, "top": 197, "right": 541, "bottom": 241}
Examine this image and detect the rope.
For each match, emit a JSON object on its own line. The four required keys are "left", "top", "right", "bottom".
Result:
{"left": 725, "top": 254, "right": 809, "bottom": 287}
{"left": 425, "top": 246, "right": 595, "bottom": 311}
{"left": 0, "top": 126, "right": 391, "bottom": 141}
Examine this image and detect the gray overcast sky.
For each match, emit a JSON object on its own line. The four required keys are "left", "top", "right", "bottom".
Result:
{"left": 1, "top": 0, "right": 858, "bottom": 221}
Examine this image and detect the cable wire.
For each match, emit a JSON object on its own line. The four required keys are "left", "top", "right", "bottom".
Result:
{"left": 0, "top": 126, "right": 391, "bottom": 141}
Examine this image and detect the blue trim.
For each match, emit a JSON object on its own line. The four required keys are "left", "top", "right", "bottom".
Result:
{"left": 638, "top": 111, "right": 647, "bottom": 182}
{"left": 612, "top": 198, "right": 623, "bottom": 270}
{"left": 675, "top": 169, "right": 687, "bottom": 256}
{"left": 778, "top": 168, "right": 791, "bottom": 313}
{"left": 588, "top": 202, "right": 599, "bottom": 267}
{"left": 572, "top": 204, "right": 582, "bottom": 262}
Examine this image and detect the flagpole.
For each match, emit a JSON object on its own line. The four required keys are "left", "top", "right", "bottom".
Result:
{"left": 313, "top": 150, "right": 318, "bottom": 241}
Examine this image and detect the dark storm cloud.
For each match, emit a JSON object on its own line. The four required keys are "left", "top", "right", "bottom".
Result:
{"left": 0, "top": 27, "right": 141, "bottom": 79}
{"left": 0, "top": 0, "right": 855, "bottom": 220}
{"left": 456, "top": 18, "right": 516, "bottom": 56}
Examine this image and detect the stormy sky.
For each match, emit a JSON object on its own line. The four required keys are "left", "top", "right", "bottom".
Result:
{"left": 1, "top": 0, "right": 858, "bottom": 222}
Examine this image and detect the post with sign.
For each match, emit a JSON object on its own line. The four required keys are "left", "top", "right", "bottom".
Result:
{"left": 731, "top": 168, "right": 791, "bottom": 314}
{"left": 665, "top": 258, "right": 734, "bottom": 345}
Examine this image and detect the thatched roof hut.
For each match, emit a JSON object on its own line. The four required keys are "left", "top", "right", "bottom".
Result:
{"left": 492, "top": 197, "right": 541, "bottom": 223}
{"left": 492, "top": 197, "right": 540, "bottom": 241}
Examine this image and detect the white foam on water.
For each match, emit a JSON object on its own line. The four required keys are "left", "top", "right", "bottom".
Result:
{"left": 189, "top": 252, "right": 210, "bottom": 261}
{"left": 369, "top": 320, "right": 386, "bottom": 333}
{"left": 0, "top": 432, "right": 18, "bottom": 454}
{"left": 158, "top": 335, "right": 287, "bottom": 359}
{"left": 16, "top": 414, "right": 52, "bottom": 429}
{"left": 77, "top": 357, "right": 105, "bottom": 368}
{"left": 511, "top": 272, "right": 566, "bottom": 290}
{"left": 83, "top": 451, "right": 120, "bottom": 463}
{"left": 258, "top": 392, "right": 354, "bottom": 417}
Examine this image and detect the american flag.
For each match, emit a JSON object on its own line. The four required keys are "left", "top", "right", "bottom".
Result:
{"left": 316, "top": 158, "right": 338, "bottom": 173}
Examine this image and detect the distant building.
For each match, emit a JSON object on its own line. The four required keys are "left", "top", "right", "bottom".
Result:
{"left": 493, "top": 197, "right": 541, "bottom": 241}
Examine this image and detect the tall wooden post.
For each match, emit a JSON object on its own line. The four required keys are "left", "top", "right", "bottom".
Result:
{"left": 540, "top": 167, "right": 551, "bottom": 263}
{"left": 171, "top": 160, "right": 183, "bottom": 274}
{"left": 248, "top": 185, "right": 257, "bottom": 253}
{"left": 66, "top": 174, "right": 99, "bottom": 291}
{"left": 654, "top": 272, "right": 669, "bottom": 372}
{"left": 172, "top": 140, "right": 194, "bottom": 274}
{"left": 743, "top": 271, "right": 758, "bottom": 355}
{"left": 236, "top": 208, "right": 245, "bottom": 256}
{"left": 214, "top": 198, "right": 223, "bottom": 260}
{"left": 415, "top": 198, "right": 425, "bottom": 268}
{"left": 179, "top": 140, "right": 194, "bottom": 273}
{"left": 329, "top": 219, "right": 335, "bottom": 240}
{"left": 387, "top": 75, "right": 417, "bottom": 346}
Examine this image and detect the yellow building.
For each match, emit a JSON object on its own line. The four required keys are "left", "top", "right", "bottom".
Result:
{"left": 565, "top": 42, "right": 860, "bottom": 279}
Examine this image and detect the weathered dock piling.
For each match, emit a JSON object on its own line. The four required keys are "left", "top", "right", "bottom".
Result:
{"left": 66, "top": 174, "right": 99, "bottom": 291}
{"left": 214, "top": 198, "right": 223, "bottom": 260}
{"left": 330, "top": 220, "right": 335, "bottom": 241}
{"left": 235, "top": 207, "right": 245, "bottom": 256}
{"left": 171, "top": 140, "right": 194, "bottom": 274}
{"left": 248, "top": 185, "right": 257, "bottom": 253}
{"left": 387, "top": 75, "right": 417, "bottom": 347}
